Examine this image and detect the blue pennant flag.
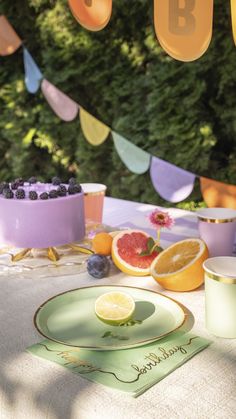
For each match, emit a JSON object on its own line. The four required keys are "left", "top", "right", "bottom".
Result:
{"left": 23, "top": 47, "right": 43, "bottom": 94}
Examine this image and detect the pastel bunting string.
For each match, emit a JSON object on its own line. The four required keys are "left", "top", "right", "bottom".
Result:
{"left": 1, "top": 15, "right": 236, "bottom": 207}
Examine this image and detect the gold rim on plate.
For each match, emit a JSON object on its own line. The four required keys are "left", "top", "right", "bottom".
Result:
{"left": 33, "top": 285, "right": 187, "bottom": 350}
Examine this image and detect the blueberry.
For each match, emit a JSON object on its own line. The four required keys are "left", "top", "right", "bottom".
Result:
{"left": 11, "top": 181, "right": 19, "bottom": 190}
{"left": 68, "top": 185, "right": 76, "bottom": 195}
{"left": 40, "top": 192, "right": 49, "bottom": 200}
{"left": 3, "top": 189, "right": 14, "bottom": 199}
{"left": 87, "top": 254, "right": 110, "bottom": 279}
{"left": 69, "top": 177, "right": 76, "bottom": 185}
{"left": 28, "top": 176, "right": 37, "bottom": 184}
{"left": 15, "top": 178, "right": 24, "bottom": 187}
{"left": 57, "top": 185, "right": 67, "bottom": 196}
{"left": 29, "top": 190, "right": 38, "bottom": 200}
{"left": 68, "top": 184, "right": 81, "bottom": 195}
{"left": 0, "top": 182, "right": 9, "bottom": 194}
{"left": 73, "top": 184, "right": 82, "bottom": 193}
{"left": 15, "top": 188, "right": 25, "bottom": 199}
{"left": 52, "top": 176, "right": 61, "bottom": 186}
{"left": 49, "top": 189, "right": 58, "bottom": 199}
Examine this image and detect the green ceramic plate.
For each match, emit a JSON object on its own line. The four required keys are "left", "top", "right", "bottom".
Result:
{"left": 34, "top": 285, "right": 185, "bottom": 350}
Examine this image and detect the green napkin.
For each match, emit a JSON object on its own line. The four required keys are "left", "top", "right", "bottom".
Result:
{"left": 27, "top": 332, "right": 211, "bottom": 397}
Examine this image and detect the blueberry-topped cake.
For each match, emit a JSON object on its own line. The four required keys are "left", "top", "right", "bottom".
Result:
{"left": 0, "top": 177, "right": 85, "bottom": 248}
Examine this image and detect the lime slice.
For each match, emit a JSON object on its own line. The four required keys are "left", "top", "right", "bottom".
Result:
{"left": 95, "top": 291, "right": 135, "bottom": 325}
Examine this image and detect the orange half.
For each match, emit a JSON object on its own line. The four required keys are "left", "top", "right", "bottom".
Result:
{"left": 150, "top": 238, "right": 209, "bottom": 291}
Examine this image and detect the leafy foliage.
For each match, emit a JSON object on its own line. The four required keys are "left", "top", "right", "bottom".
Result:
{"left": 0, "top": 0, "right": 235, "bottom": 207}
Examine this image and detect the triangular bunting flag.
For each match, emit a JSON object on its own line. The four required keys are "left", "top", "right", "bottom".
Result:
{"left": 80, "top": 107, "right": 110, "bottom": 145}
{"left": 0, "top": 15, "right": 22, "bottom": 56}
{"left": 154, "top": 0, "right": 213, "bottom": 61}
{"left": 41, "top": 79, "right": 79, "bottom": 121}
{"left": 150, "top": 156, "right": 196, "bottom": 203}
{"left": 68, "top": 0, "right": 112, "bottom": 31}
{"left": 112, "top": 131, "right": 151, "bottom": 174}
{"left": 200, "top": 177, "right": 236, "bottom": 209}
{"left": 23, "top": 47, "right": 43, "bottom": 94}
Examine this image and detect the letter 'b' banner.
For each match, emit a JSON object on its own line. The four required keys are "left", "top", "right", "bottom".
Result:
{"left": 154, "top": 0, "right": 213, "bottom": 61}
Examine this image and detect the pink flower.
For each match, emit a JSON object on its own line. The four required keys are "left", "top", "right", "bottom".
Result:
{"left": 149, "top": 209, "right": 174, "bottom": 230}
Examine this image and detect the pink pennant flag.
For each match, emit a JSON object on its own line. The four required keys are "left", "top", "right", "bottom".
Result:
{"left": 150, "top": 156, "right": 196, "bottom": 203}
{"left": 41, "top": 79, "right": 79, "bottom": 121}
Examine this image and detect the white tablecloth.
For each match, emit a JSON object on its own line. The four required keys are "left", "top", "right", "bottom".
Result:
{"left": 0, "top": 197, "right": 235, "bottom": 419}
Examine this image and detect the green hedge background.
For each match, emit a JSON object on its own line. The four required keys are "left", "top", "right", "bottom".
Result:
{"left": 0, "top": 0, "right": 236, "bottom": 208}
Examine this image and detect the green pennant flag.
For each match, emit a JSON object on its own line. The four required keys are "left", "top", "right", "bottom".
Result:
{"left": 112, "top": 131, "right": 151, "bottom": 174}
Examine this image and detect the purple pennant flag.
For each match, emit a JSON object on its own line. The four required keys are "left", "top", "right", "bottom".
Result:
{"left": 150, "top": 156, "right": 196, "bottom": 203}
{"left": 41, "top": 79, "right": 79, "bottom": 122}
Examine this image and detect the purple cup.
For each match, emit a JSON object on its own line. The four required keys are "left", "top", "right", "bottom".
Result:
{"left": 197, "top": 208, "right": 236, "bottom": 257}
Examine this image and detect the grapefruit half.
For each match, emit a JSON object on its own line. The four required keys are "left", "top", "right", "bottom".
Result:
{"left": 111, "top": 230, "right": 159, "bottom": 276}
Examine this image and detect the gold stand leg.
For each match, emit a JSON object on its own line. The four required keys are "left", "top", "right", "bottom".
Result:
{"left": 11, "top": 248, "right": 32, "bottom": 262}
{"left": 8, "top": 243, "right": 93, "bottom": 263}
{"left": 69, "top": 243, "right": 94, "bottom": 255}
{"left": 47, "top": 247, "right": 60, "bottom": 262}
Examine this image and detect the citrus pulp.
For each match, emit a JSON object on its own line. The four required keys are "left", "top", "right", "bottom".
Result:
{"left": 111, "top": 229, "right": 159, "bottom": 276}
{"left": 150, "top": 238, "right": 209, "bottom": 291}
{"left": 95, "top": 291, "right": 135, "bottom": 325}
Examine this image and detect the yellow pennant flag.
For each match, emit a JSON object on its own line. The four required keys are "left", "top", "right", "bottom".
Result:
{"left": 200, "top": 177, "right": 236, "bottom": 209}
{"left": 68, "top": 0, "right": 112, "bottom": 31}
{"left": 80, "top": 107, "right": 110, "bottom": 145}
{"left": 154, "top": 0, "right": 213, "bottom": 61}
{"left": 0, "top": 15, "right": 22, "bottom": 56}
{"left": 231, "top": 0, "right": 236, "bottom": 45}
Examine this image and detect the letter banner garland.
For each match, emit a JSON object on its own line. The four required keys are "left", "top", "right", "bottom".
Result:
{"left": 68, "top": 0, "right": 112, "bottom": 32}
{"left": 1, "top": 15, "right": 236, "bottom": 207}
{"left": 154, "top": 0, "right": 213, "bottom": 62}
{"left": 67, "top": 0, "right": 236, "bottom": 63}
